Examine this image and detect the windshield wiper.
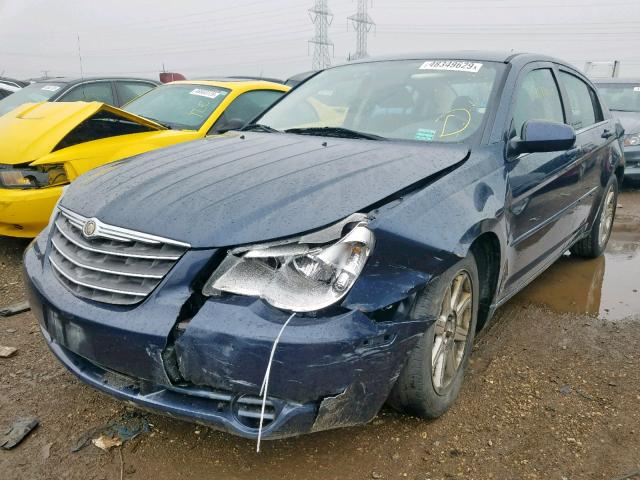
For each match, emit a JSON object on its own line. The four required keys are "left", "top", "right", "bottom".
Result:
{"left": 242, "top": 123, "right": 282, "bottom": 133}
{"left": 610, "top": 108, "right": 640, "bottom": 113}
{"left": 284, "top": 126, "right": 385, "bottom": 141}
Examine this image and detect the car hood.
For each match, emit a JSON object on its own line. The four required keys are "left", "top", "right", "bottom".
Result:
{"left": 612, "top": 111, "right": 640, "bottom": 136}
{"left": 0, "top": 101, "right": 166, "bottom": 166}
{"left": 61, "top": 133, "right": 470, "bottom": 248}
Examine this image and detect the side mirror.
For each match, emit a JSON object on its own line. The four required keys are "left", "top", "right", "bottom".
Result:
{"left": 508, "top": 120, "right": 576, "bottom": 156}
{"left": 211, "top": 118, "right": 246, "bottom": 135}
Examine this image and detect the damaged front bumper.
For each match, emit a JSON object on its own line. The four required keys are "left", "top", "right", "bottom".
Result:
{"left": 0, "top": 185, "right": 62, "bottom": 237}
{"left": 24, "top": 231, "right": 430, "bottom": 439}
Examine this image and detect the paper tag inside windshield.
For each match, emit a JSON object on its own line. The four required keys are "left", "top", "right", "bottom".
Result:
{"left": 41, "top": 85, "right": 61, "bottom": 92}
{"left": 189, "top": 88, "right": 225, "bottom": 99}
{"left": 419, "top": 60, "right": 483, "bottom": 73}
{"left": 634, "top": 87, "right": 640, "bottom": 92}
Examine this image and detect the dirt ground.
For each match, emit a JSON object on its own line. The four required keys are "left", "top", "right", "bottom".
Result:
{"left": 1, "top": 187, "right": 639, "bottom": 480}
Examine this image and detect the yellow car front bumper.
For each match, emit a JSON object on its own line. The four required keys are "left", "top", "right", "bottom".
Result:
{"left": 0, "top": 186, "right": 62, "bottom": 238}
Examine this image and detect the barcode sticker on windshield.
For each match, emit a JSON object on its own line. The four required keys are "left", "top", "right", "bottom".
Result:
{"left": 634, "top": 87, "right": 640, "bottom": 92}
{"left": 41, "top": 85, "right": 61, "bottom": 92}
{"left": 419, "top": 60, "right": 483, "bottom": 73}
{"left": 189, "top": 88, "right": 225, "bottom": 100}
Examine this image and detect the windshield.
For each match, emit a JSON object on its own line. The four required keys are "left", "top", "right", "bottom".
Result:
{"left": 597, "top": 83, "right": 640, "bottom": 112}
{"left": 258, "top": 59, "right": 504, "bottom": 142}
{"left": 0, "top": 82, "right": 65, "bottom": 116}
{"left": 124, "top": 84, "right": 230, "bottom": 130}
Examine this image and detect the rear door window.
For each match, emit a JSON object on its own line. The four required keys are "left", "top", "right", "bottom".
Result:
{"left": 60, "top": 82, "right": 115, "bottom": 105}
{"left": 512, "top": 68, "right": 564, "bottom": 137}
{"left": 558, "top": 71, "right": 603, "bottom": 130}
{"left": 116, "top": 81, "right": 156, "bottom": 106}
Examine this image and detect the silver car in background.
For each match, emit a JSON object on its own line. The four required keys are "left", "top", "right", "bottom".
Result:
{"left": 595, "top": 79, "right": 640, "bottom": 182}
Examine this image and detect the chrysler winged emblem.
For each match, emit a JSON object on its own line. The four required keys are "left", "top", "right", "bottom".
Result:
{"left": 82, "top": 219, "right": 97, "bottom": 238}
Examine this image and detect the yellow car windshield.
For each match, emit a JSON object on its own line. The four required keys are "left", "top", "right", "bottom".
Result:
{"left": 124, "top": 84, "right": 230, "bottom": 130}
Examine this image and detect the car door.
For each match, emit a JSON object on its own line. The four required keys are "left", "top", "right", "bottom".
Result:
{"left": 58, "top": 81, "right": 116, "bottom": 106}
{"left": 114, "top": 81, "right": 157, "bottom": 106}
{"left": 503, "top": 64, "right": 581, "bottom": 292}
{"left": 556, "top": 69, "right": 611, "bottom": 232}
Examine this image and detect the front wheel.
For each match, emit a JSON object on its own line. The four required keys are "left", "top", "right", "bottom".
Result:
{"left": 388, "top": 254, "right": 479, "bottom": 419}
{"left": 571, "top": 176, "right": 618, "bottom": 258}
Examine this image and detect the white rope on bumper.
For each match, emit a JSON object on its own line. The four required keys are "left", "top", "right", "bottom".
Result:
{"left": 256, "top": 312, "right": 296, "bottom": 452}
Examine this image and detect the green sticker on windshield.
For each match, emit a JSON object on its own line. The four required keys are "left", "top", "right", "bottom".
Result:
{"left": 415, "top": 129, "right": 436, "bottom": 141}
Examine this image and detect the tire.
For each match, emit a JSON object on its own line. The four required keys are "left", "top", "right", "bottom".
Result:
{"left": 570, "top": 176, "right": 618, "bottom": 259}
{"left": 388, "top": 254, "right": 479, "bottom": 419}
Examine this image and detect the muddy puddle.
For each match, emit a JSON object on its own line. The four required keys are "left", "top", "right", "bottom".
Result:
{"left": 513, "top": 225, "right": 640, "bottom": 320}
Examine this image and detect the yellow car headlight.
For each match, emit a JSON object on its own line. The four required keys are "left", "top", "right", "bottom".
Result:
{"left": 0, "top": 164, "right": 69, "bottom": 189}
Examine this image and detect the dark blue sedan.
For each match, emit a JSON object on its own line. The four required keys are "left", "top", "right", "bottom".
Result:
{"left": 24, "top": 52, "right": 624, "bottom": 442}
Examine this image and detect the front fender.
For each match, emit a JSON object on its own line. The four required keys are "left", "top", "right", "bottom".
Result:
{"left": 347, "top": 145, "right": 507, "bottom": 311}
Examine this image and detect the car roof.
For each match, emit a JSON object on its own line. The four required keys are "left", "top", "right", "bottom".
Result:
{"left": 192, "top": 77, "right": 285, "bottom": 84}
{"left": 341, "top": 51, "right": 570, "bottom": 67}
{"left": 0, "top": 82, "right": 20, "bottom": 92}
{"left": 286, "top": 70, "right": 317, "bottom": 82}
{"left": 166, "top": 79, "right": 290, "bottom": 91}
{"left": 29, "top": 76, "right": 159, "bottom": 86}
{"left": 222, "top": 76, "right": 284, "bottom": 84}
{"left": 592, "top": 78, "right": 640, "bottom": 84}
{"left": 0, "top": 77, "right": 28, "bottom": 88}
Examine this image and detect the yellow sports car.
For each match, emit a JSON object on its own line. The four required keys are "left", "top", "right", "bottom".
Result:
{"left": 0, "top": 79, "right": 289, "bottom": 237}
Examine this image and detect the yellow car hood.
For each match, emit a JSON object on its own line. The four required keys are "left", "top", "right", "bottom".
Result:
{"left": 0, "top": 101, "right": 166, "bottom": 166}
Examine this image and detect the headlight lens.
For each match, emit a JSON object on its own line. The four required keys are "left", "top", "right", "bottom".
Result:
{"left": 203, "top": 219, "right": 375, "bottom": 312}
{"left": 624, "top": 132, "right": 640, "bottom": 147}
{"left": 0, "top": 164, "right": 69, "bottom": 189}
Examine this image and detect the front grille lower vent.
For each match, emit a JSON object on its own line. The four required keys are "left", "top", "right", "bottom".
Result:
{"left": 168, "top": 386, "right": 278, "bottom": 429}
{"left": 49, "top": 207, "right": 190, "bottom": 305}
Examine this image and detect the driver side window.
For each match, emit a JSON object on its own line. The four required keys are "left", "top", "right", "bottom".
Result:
{"left": 210, "top": 90, "right": 284, "bottom": 133}
{"left": 60, "top": 82, "right": 115, "bottom": 106}
{"left": 512, "top": 69, "right": 564, "bottom": 137}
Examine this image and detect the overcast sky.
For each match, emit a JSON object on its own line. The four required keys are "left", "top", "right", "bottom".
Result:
{"left": 1, "top": 0, "right": 639, "bottom": 81}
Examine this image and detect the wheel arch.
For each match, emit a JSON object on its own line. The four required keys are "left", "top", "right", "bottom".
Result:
{"left": 468, "top": 231, "right": 502, "bottom": 331}
{"left": 615, "top": 162, "right": 624, "bottom": 187}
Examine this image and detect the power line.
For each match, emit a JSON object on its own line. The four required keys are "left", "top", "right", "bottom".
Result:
{"left": 390, "top": 0, "right": 640, "bottom": 8}
{"left": 348, "top": 0, "right": 375, "bottom": 61}
{"left": 308, "top": 0, "right": 334, "bottom": 71}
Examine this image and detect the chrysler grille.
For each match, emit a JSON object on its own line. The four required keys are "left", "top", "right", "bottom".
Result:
{"left": 49, "top": 207, "right": 190, "bottom": 305}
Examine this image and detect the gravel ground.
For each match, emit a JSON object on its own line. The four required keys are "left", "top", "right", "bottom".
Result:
{"left": 0, "top": 188, "right": 638, "bottom": 480}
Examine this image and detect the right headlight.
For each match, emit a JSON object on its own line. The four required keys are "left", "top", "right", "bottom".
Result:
{"left": 624, "top": 132, "right": 640, "bottom": 147}
{"left": 202, "top": 216, "right": 375, "bottom": 312}
{"left": 0, "top": 164, "right": 69, "bottom": 189}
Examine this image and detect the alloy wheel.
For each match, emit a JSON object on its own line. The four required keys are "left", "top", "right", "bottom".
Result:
{"left": 431, "top": 270, "right": 473, "bottom": 394}
{"left": 598, "top": 186, "right": 616, "bottom": 248}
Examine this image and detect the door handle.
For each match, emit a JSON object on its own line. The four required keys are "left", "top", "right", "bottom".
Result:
{"left": 602, "top": 129, "right": 614, "bottom": 139}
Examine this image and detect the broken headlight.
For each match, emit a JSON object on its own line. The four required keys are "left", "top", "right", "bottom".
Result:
{"left": 0, "top": 164, "right": 69, "bottom": 189}
{"left": 202, "top": 217, "right": 375, "bottom": 312}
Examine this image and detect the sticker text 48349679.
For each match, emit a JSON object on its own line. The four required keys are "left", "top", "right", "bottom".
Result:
{"left": 419, "top": 60, "right": 483, "bottom": 73}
